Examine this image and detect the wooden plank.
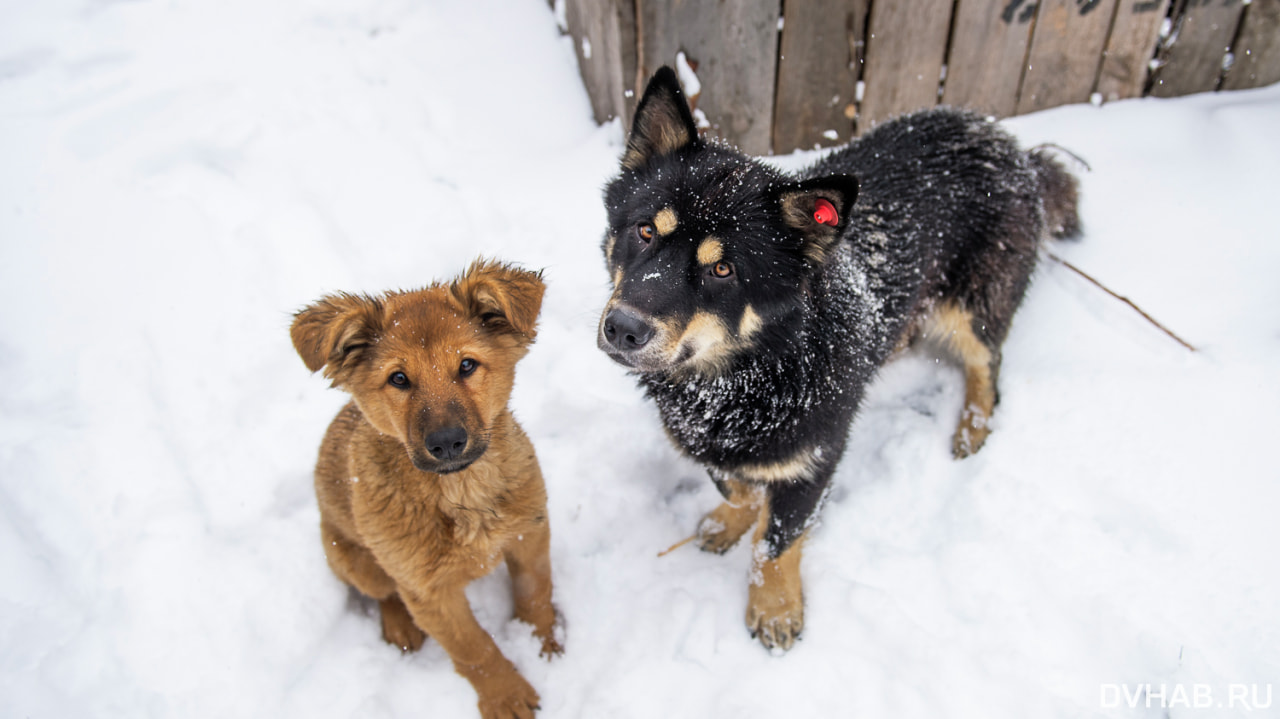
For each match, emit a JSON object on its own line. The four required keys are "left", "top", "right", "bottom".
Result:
{"left": 858, "top": 0, "right": 954, "bottom": 131}
{"left": 1017, "top": 0, "right": 1121, "bottom": 114}
{"left": 943, "top": 0, "right": 1038, "bottom": 118}
{"left": 1221, "top": 0, "right": 1280, "bottom": 90}
{"left": 1095, "top": 0, "right": 1172, "bottom": 102}
{"left": 566, "top": 0, "right": 638, "bottom": 126}
{"left": 638, "top": 0, "right": 782, "bottom": 155}
{"left": 1149, "top": 0, "right": 1246, "bottom": 97}
{"left": 772, "top": 0, "right": 867, "bottom": 153}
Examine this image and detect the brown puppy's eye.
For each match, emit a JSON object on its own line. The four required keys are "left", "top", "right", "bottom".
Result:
{"left": 637, "top": 223, "right": 655, "bottom": 243}
{"left": 388, "top": 371, "right": 410, "bottom": 388}
{"left": 459, "top": 358, "right": 478, "bottom": 377}
{"left": 711, "top": 261, "right": 734, "bottom": 278}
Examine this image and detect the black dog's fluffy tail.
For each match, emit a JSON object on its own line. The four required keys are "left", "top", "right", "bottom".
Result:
{"left": 1028, "top": 146, "right": 1083, "bottom": 241}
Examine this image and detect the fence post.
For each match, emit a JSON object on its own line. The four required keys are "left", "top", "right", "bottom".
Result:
{"left": 773, "top": 0, "right": 867, "bottom": 153}
{"left": 1017, "top": 0, "right": 1121, "bottom": 114}
{"left": 858, "top": 0, "right": 954, "bottom": 130}
{"left": 1150, "top": 0, "right": 1246, "bottom": 96}
{"left": 565, "top": 0, "right": 638, "bottom": 128}
{"left": 638, "top": 0, "right": 782, "bottom": 155}
{"left": 1095, "top": 0, "right": 1172, "bottom": 102}
{"left": 943, "top": 0, "right": 1038, "bottom": 118}
{"left": 1221, "top": 0, "right": 1280, "bottom": 90}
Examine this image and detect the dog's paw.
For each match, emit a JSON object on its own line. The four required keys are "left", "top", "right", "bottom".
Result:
{"left": 379, "top": 597, "right": 426, "bottom": 652}
{"left": 534, "top": 608, "right": 564, "bottom": 659}
{"left": 746, "top": 569, "right": 804, "bottom": 652}
{"left": 476, "top": 671, "right": 541, "bottom": 719}
{"left": 746, "top": 597, "right": 804, "bottom": 652}
{"left": 952, "top": 406, "right": 991, "bottom": 459}
{"left": 696, "top": 503, "right": 756, "bottom": 554}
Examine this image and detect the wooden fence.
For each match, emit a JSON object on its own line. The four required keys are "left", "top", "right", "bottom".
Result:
{"left": 561, "top": 0, "right": 1280, "bottom": 155}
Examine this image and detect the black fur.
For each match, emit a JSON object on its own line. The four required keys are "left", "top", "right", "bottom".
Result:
{"left": 598, "top": 67, "right": 1080, "bottom": 558}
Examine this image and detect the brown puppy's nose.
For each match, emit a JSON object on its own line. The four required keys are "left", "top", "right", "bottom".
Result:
{"left": 603, "top": 308, "right": 654, "bottom": 351}
{"left": 425, "top": 426, "right": 468, "bottom": 461}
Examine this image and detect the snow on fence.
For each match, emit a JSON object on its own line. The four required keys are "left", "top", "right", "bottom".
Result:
{"left": 559, "top": 0, "right": 1280, "bottom": 155}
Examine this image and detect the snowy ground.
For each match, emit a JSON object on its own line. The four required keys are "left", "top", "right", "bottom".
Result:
{"left": 2, "top": 1, "right": 1278, "bottom": 717}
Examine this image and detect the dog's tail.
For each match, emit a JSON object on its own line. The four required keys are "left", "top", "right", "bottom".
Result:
{"left": 1028, "top": 145, "right": 1083, "bottom": 241}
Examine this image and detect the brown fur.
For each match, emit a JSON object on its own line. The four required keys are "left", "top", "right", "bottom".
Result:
{"left": 747, "top": 520, "right": 806, "bottom": 652}
{"left": 291, "top": 259, "right": 559, "bottom": 719}
{"left": 696, "top": 478, "right": 764, "bottom": 554}
{"left": 919, "top": 302, "right": 997, "bottom": 458}
{"left": 695, "top": 237, "right": 723, "bottom": 266}
{"left": 652, "top": 207, "right": 679, "bottom": 236}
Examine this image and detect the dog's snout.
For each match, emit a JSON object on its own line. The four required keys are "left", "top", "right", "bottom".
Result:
{"left": 425, "top": 426, "right": 469, "bottom": 461}
{"left": 603, "top": 308, "right": 654, "bottom": 351}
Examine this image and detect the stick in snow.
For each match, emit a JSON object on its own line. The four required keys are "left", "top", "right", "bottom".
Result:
{"left": 1048, "top": 251, "right": 1197, "bottom": 353}
{"left": 658, "top": 534, "right": 698, "bottom": 557}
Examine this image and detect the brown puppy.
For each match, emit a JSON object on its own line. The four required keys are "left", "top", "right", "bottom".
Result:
{"left": 291, "top": 259, "right": 559, "bottom": 719}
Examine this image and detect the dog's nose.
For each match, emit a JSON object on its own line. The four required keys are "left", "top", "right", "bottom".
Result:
{"left": 603, "top": 308, "right": 654, "bottom": 351}
{"left": 425, "top": 426, "right": 468, "bottom": 461}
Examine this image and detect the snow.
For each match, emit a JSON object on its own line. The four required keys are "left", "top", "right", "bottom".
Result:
{"left": 2, "top": 1, "right": 1278, "bottom": 718}
{"left": 675, "top": 51, "right": 701, "bottom": 99}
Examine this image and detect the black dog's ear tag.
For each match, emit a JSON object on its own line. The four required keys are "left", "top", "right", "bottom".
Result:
{"left": 813, "top": 198, "right": 839, "bottom": 226}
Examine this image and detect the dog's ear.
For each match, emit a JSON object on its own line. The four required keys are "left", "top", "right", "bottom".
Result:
{"left": 775, "top": 175, "right": 860, "bottom": 264}
{"left": 291, "top": 293, "right": 384, "bottom": 386}
{"left": 621, "top": 66, "right": 698, "bottom": 171}
{"left": 451, "top": 260, "right": 546, "bottom": 344}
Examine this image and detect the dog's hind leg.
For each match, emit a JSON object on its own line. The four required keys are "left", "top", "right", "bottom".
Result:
{"left": 379, "top": 594, "right": 426, "bottom": 652}
{"left": 923, "top": 302, "right": 999, "bottom": 458}
{"left": 697, "top": 478, "right": 764, "bottom": 554}
{"left": 320, "top": 521, "right": 426, "bottom": 651}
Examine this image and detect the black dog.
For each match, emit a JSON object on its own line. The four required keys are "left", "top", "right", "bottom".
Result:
{"left": 597, "top": 67, "right": 1079, "bottom": 651}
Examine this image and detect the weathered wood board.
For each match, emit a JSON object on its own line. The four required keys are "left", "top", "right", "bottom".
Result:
{"left": 566, "top": 0, "right": 638, "bottom": 127}
{"left": 943, "top": 0, "right": 1038, "bottom": 117}
{"left": 858, "top": 0, "right": 954, "bottom": 131}
{"left": 1222, "top": 0, "right": 1280, "bottom": 90}
{"left": 562, "top": 0, "right": 1279, "bottom": 157}
{"left": 638, "top": 0, "right": 782, "bottom": 155}
{"left": 1095, "top": 0, "right": 1172, "bottom": 102}
{"left": 1150, "top": 0, "right": 1246, "bottom": 97}
{"left": 772, "top": 0, "right": 868, "bottom": 153}
{"left": 1017, "top": 0, "right": 1121, "bottom": 114}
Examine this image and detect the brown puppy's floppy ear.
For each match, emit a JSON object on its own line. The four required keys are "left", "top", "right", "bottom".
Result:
{"left": 621, "top": 66, "right": 699, "bottom": 171}
{"left": 290, "top": 292, "right": 385, "bottom": 386}
{"left": 450, "top": 259, "right": 546, "bottom": 344}
{"left": 775, "top": 174, "right": 860, "bottom": 265}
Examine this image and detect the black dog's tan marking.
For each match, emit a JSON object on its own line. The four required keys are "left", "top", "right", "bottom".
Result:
{"left": 697, "top": 478, "right": 763, "bottom": 554}
{"left": 922, "top": 302, "right": 998, "bottom": 457}
{"left": 653, "top": 207, "right": 678, "bottom": 236}
{"left": 696, "top": 237, "right": 723, "bottom": 265}
{"left": 597, "top": 67, "right": 1080, "bottom": 651}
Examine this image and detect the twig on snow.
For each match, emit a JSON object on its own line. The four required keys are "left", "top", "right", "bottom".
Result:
{"left": 1048, "top": 251, "right": 1197, "bottom": 353}
{"left": 657, "top": 534, "right": 698, "bottom": 558}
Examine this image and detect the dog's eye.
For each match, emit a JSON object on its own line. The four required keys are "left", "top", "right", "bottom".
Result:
{"left": 459, "top": 358, "right": 479, "bottom": 377}
{"left": 711, "top": 261, "right": 734, "bottom": 278}
{"left": 636, "top": 223, "right": 655, "bottom": 244}
{"left": 388, "top": 371, "right": 410, "bottom": 388}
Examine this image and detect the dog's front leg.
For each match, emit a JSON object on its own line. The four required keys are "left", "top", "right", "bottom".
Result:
{"left": 697, "top": 478, "right": 764, "bottom": 554}
{"left": 504, "top": 518, "right": 562, "bottom": 657}
{"left": 402, "top": 586, "right": 540, "bottom": 719}
{"left": 745, "top": 477, "right": 827, "bottom": 652}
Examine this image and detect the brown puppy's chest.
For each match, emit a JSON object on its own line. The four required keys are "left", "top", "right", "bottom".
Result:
{"left": 346, "top": 421, "right": 543, "bottom": 590}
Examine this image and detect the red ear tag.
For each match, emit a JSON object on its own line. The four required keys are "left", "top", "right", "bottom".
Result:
{"left": 813, "top": 198, "right": 839, "bottom": 226}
